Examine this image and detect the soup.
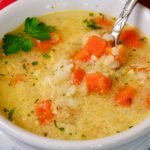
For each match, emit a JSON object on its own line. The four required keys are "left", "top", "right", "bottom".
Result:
{"left": 0, "top": 11, "right": 150, "bottom": 140}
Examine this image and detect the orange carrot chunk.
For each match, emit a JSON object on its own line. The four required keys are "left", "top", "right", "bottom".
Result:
{"left": 84, "top": 35, "right": 108, "bottom": 58}
{"left": 36, "top": 100, "right": 53, "bottom": 124}
{"left": 146, "top": 94, "right": 150, "bottom": 108}
{"left": 120, "top": 28, "right": 143, "bottom": 48}
{"left": 10, "top": 73, "right": 26, "bottom": 86}
{"left": 33, "top": 32, "right": 61, "bottom": 53}
{"left": 95, "top": 16, "right": 113, "bottom": 27}
{"left": 73, "top": 49, "right": 91, "bottom": 62}
{"left": 115, "top": 86, "right": 136, "bottom": 107}
{"left": 71, "top": 66, "right": 85, "bottom": 85}
{"left": 33, "top": 38, "right": 53, "bottom": 53}
{"left": 85, "top": 72, "right": 111, "bottom": 93}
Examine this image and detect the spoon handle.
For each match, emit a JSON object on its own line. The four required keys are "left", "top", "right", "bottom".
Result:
{"left": 112, "top": 0, "right": 138, "bottom": 45}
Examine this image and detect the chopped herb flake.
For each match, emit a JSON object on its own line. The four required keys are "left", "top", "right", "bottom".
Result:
{"left": 32, "top": 83, "right": 36, "bottom": 86}
{"left": 140, "top": 37, "right": 147, "bottom": 41}
{"left": 27, "top": 113, "right": 31, "bottom": 117}
{"left": 22, "top": 63, "right": 27, "bottom": 71}
{"left": 52, "top": 49, "right": 56, "bottom": 52}
{"left": 59, "top": 127, "right": 65, "bottom": 131}
{"left": 112, "top": 17, "right": 117, "bottom": 21}
{"left": 32, "top": 61, "right": 38, "bottom": 66}
{"left": 128, "top": 126, "right": 133, "bottom": 129}
{"left": 44, "top": 132, "right": 48, "bottom": 137}
{"left": 3, "top": 107, "right": 15, "bottom": 121}
{"left": 81, "top": 134, "right": 86, "bottom": 138}
{"left": 34, "top": 99, "right": 39, "bottom": 104}
{"left": 83, "top": 19, "right": 101, "bottom": 30}
{"left": 54, "top": 120, "right": 58, "bottom": 128}
{"left": 89, "top": 12, "right": 94, "bottom": 16}
{"left": 53, "top": 120, "right": 65, "bottom": 131}
{"left": 99, "top": 13, "right": 105, "bottom": 19}
{"left": 43, "top": 53, "right": 50, "bottom": 59}
{"left": 4, "top": 108, "right": 16, "bottom": 121}
{"left": 4, "top": 61, "right": 8, "bottom": 64}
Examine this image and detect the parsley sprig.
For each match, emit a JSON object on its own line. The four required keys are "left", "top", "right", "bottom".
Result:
{"left": 2, "top": 17, "right": 57, "bottom": 55}
{"left": 24, "top": 17, "right": 56, "bottom": 41}
{"left": 3, "top": 34, "right": 34, "bottom": 55}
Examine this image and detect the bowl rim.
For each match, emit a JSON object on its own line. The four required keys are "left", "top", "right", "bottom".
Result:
{"left": 0, "top": 0, "right": 150, "bottom": 149}
{"left": 1, "top": 112, "right": 150, "bottom": 149}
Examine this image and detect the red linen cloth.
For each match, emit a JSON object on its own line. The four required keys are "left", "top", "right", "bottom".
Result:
{"left": 0, "top": 0, "right": 149, "bottom": 10}
{"left": 0, "top": 0, "right": 16, "bottom": 10}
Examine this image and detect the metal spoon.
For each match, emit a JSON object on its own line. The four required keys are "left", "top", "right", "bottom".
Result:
{"left": 111, "top": 0, "right": 138, "bottom": 46}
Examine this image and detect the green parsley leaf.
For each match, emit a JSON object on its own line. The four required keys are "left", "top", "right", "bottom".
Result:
{"left": 43, "top": 53, "right": 50, "bottom": 59}
{"left": 24, "top": 17, "right": 56, "bottom": 41}
{"left": 22, "top": 38, "right": 34, "bottom": 52}
{"left": 22, "top": 63, "right": 27, "bottom": 71}
{"left": 83, "top": 19, "right": 102, "bottom": 30}
{"left": 2, "top": 34, "right": 34, "bottom": 55}
{"left": 140, "top": 37, "right": 147, "bottom": 42}
{"left": 8, "top": 108, "right": 15, "bottom": 121}
{"left": 3, "top": 34, "right": 22, "bottom": 55}
{"left": 44, "top": 132, "right": 48, "bottom": 137}
{"left": 34, "top": 99, "right": 39, "bottom": 104}
{"left": 53, "top": 120, "right": 65, "bottom": 131}
{"left": 59, "top": 127, "right": 65, "bottom": 132}
{"left": 5, "top": 61, "right": 8, "bottom": 64}
{"left": 89, "top": 12, "right": 94, "bottom": 16}
{"left": 128, "top": 126, "right": 133, "bottom": 129}
{"left": 4, "top": 107, "right": 16, "bottom": 121}
{"left": 32, "top": 61, "right": 38, "bottom": 65}
{"left": 54, "top": 120, "right": 58, "bottom": 128}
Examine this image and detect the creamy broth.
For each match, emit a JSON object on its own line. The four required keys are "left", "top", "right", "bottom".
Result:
{"left": 0, "top": 11, "right": 150, "bottom": 140}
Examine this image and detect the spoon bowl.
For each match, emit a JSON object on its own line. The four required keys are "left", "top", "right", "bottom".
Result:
{"left": 111, "top": 0, "right": 138, "bottom": 46}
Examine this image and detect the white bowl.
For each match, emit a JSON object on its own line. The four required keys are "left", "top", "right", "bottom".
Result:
{"left": 0, "top": 0, "right": 150, "bottom": 150}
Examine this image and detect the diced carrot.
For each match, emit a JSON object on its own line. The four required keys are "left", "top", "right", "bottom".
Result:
{"left": 95, "top": 16, "right": 113, "bottom": 27}
{"left": 73, "top": 49, "right": 91, "bottom": 62}
{"left": 33, "top": 38, "right": 53, "bottom": 53}
{"left": 84, "top": 35, "right": 108, "bottom": 58}
{"left": 146, "top": 96, "right": 150, "bottom": 107}
{"left": 115, "top": 86, "right": 136, "bottom": 107}
{"left": 10, "top": 73, "right": 26, "bottom": 86}
{"left": 120, "top": 28, "right": 143, "bottom": 48}
{"left": 71, "top": 66, "right": 85, "bottom": 85}
{"left": 33, "top": 32, "right": 61, "bottom": 53}
{"left": 36, "top": 100, "right": 54, "bottom": 124}
{"left": 104, "top": 46, "right": 112, "bottom": 55}
{"left": 85, "top": 72, "right": 111, "bottom": 93}
{"left": 115, "top": 45, "right": 127, "bottom": 65}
